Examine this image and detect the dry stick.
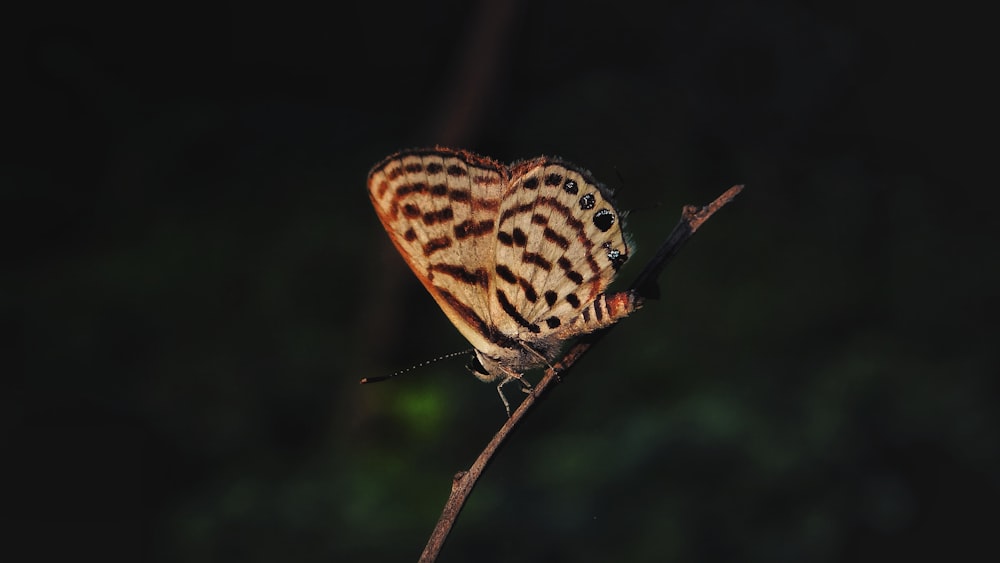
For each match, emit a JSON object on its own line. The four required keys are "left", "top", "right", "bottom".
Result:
{"left": 418, "top": 185, "right": 744, "bottom": 563}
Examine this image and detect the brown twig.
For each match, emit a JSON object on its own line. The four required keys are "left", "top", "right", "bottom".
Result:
{"left": 418, "top": 184, "right": 744, "bottom": 562}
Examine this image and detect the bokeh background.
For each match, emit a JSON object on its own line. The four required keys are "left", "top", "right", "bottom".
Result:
{"left": 6, "top": 1, "right": 995, "bottom": 561}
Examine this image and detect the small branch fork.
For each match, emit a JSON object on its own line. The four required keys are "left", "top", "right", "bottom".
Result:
{"left": 418, "top": 185, "right": 744, "bottom": 563}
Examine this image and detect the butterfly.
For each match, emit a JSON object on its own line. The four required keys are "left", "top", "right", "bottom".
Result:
{"left": 367, "top": 147, "right": 641, "bottom": 413}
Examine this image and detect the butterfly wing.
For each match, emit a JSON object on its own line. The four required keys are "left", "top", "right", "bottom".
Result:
{"left": 367, "top": 148, "right": 511, "bottom": 357}
{"left": 488, "top": 158, "right": 631, "bottom": 346}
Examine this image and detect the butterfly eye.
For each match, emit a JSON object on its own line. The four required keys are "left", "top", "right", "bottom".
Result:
{"left": 467, "top": 354, "right": 489, "bottom": 377}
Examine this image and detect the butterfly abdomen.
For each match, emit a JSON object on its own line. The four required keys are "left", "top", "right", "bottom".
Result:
{"left": 560, "top": 290, "right": 642, "bottom": 336}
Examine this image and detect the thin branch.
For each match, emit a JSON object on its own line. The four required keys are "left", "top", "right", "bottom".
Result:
{"left": 418, "top": 184, "right": 744, "bottom": 562}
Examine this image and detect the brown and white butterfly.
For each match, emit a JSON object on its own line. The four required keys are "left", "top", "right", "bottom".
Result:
{"left": 367, "top": 147, "right": 641, "bottom": 413}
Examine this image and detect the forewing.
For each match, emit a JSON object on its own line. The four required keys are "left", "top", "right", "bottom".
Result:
{"left": 367, "top": 148, "right": 507, "bottom": 355}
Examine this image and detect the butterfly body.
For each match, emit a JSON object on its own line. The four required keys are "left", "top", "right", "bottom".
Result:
{"left": 368, "top": 147, "right": 640, "bottom": 411}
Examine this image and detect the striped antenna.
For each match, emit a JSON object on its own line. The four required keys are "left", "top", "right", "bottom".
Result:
{"left": 359, "top": 350, "right": 473, "bottom": 384}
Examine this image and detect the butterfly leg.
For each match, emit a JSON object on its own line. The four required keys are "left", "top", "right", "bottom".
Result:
{"left": 496, "top": 372, "right": 532, "bottom": 416}
{"left": 496, "top": 380, "right": 513, "bottom": 417}
{"left": 514, "top": 372, "right": 532, "bottom": 392}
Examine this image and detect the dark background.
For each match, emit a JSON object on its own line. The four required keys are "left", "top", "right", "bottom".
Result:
{"left": 6, "top": 1, "right": 996, "bottom": 561}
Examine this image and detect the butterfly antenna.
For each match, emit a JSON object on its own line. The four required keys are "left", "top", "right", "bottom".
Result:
{"left": 359, "top": 350, "right": 473, "bottom": 384}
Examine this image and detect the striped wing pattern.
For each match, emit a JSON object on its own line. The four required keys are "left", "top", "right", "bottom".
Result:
{"left": 367, "top": 147, "right": 638, "bottom": 384}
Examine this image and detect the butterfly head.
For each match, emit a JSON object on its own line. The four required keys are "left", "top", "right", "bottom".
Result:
{"left": 467, "top": 350, "right": 504, "bottom": 383}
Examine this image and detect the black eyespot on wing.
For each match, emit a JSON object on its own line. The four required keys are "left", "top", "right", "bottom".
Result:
{"left": 593, "top": 209, "right": 615, "bottom": 231}
{"left": 496, "top": 289, "right": 540, "bottom": 333}
{"left": 512, "top": 228, "right": 528, "bottom": 247}
{"left": 496, "top": 264, "right": 517, "bottom": 284}
{"left": 579, "top": 193, "right": 595, "bottom": 209}
{"left": 607, "top": 248, "right": 626, "bottom": 270}
{"left": 449, "top": 190, "right": 471, "bottom": 202}
{"left": 422, "top": 236, "right": 452, "bottom": 256}
{"left": 558, "top": 256, "right": 584, "bottom": 284}
{"left": 519, "top": 279, "right": 538, "bottom": 302}
{"left": 544, "top": 290, "right": 558, "bottom": 307}
{"left": 542, "top": 227, "right": 569, "bottom": 250}
{"left": 454, "top": 219, "right": 494, "bottom": 239}
{"left": 423, "top": 207, "right": 454, "bottom": 225}
{"left": 522, "top": 252, "right": 552, "bottom": 271}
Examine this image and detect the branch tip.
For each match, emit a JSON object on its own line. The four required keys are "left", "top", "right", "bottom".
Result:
{"left": 687, "top": 184, "right": 743, "bottom": 232}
